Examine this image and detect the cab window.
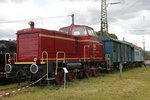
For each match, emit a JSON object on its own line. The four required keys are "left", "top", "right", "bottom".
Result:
{"left": 87, "top": 28, "right": 97, "bottom": 36}
{"left": 59, "top": 27, "right": 68, "bottom": 33}
{"left": 72, "top": 27, "right": 87, "bottom": 36}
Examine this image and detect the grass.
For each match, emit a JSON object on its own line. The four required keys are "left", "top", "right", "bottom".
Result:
{"left": 1, "top": 66, "right": 150, "bottom": 100}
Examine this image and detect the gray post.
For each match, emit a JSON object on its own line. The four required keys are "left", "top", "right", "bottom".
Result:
{"left": 63, "top": 67, "right": 68, "bottom": 89}
{"left": 64, "top": 71, "right": 66, "bottom": 89}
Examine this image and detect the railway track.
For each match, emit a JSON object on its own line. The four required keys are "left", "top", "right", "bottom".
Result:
{"left": 0, "top": 74, "right": 46, "bottom": 98}
{"left": 0, "top": 82, "right": 30, "bottom": 94}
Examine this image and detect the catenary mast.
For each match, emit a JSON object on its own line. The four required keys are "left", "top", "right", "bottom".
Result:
{"left": 101, "top": 0, "right": 108, "bottom": 32}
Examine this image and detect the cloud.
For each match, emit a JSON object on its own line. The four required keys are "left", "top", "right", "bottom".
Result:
{"left": 0, "top": 0, "right": 29, "bottom": 4}
{"left": 62, "top": 0, "right": 99, "bottom": 2}
{"left": 136, "top": 0, "right": 150, "bottom": 10}
{"left": 64, "top": 0, "right": 146, "bottom": 25}
{"left": 0, "top": 29, "right": 16, "bottom": 39}
{"left": 0, "top": 16, "right": 7, "bottom": 22}
{"left": 32, "top": 0, "right": 50, "bottom": 6}
{"left": 11, "top": 0, "right": 29, "bottom": 3}
{"left": 0, "top": 0, "right": 8, "bottom": 3}
{"left": 108, "top": 0, "right": 150, "bottom": 21}
{"left": 0, "top": 0, "right": 150, "bottom": 50}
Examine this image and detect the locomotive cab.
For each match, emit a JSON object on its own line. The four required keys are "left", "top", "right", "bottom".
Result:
{"left": 59, "top": 24, "right": 97, "bottom": 36}
{"left": 59, "top": 24, "right": 103, "bottom": 61}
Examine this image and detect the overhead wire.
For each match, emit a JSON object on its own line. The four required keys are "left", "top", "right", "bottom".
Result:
{"left": 0, "top": 15, "right": 71, "bottom": 24}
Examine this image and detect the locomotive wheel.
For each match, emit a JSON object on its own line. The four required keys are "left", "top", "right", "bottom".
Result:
{"left": 93, "top": 68, "right": 97, "bottom": 77}
{"left": 55, "top": 72, "right": 63, "bottom": 85}
{"left": 16, "top": 71, "right": 23, "bottom": 85}
{"left": 67, "top": 71, "right": 76, "bottom": 81}
{"left": 78, "top": 69, "right": 84, "bottom": 79}
{"left": 85, "top": 67, "right": 91, "bottom": 78}
{"left": 72, "top": 71, "right": 77, "bottom": 79}
{"left": 92, "top": 67, "right": 99, "bottom": 77}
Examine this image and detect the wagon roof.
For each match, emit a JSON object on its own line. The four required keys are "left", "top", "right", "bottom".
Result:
{"left": 99, "top": 34, "right": 143, "bottom": 49}
{"left": 99, "top": 34, "right": 134, "bottom": 46}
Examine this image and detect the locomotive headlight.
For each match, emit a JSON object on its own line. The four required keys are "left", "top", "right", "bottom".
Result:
{"left": 5, "top": 64, "right": 12, "bottom": 73}
{"left": 34, "top": 57, "right": 37, "bottom": 62}
{"left": 30, "top": 63, "right": 39, "bottom": 74}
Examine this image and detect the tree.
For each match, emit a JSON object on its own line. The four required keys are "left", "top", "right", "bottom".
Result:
{"left": 96, "top": 31, "right": 118, "bottom": 39}
{"left": 144, "top": 51, "right": 150, "bottom": 59}
{"left": 109, "top": 33, "right": 118, "bottom": 39}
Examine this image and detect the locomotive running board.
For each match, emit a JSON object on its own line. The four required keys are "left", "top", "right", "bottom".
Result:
{"left": 14, "top": 62, "right": 46, "bottom": 64}
{"left": 46, "top": 77, "right": 55, "bottom": 81}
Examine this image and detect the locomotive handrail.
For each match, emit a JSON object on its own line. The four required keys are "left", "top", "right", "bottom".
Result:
{"left": 55, "top": 51, "right": 66, "bottom": 75}
{"left": 84, "top": 45, "right": 90, "bottom": 62}
{"left": 13, "top": 53, "right": 17, "bottom": 62}
{"left": 5, "top": 53, "right": 11, "bottom": 65}
{"left": 41, "top": 51, "right": 49, "bottom": 80}
{"left": 105, "top": 54, "right": 110, "bottom": 69}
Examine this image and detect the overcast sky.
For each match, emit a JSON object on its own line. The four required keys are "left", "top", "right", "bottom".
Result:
{"left": 0, "top": 0, "right": 150, "bottom": 50}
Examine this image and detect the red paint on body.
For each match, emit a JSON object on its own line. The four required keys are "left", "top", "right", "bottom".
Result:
{"left": 16, "top": 24, "right": 104, "bottom": 63}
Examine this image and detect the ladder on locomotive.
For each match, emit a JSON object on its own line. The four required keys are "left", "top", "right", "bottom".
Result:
{"left": 55, "top": 51, "right": 66, "bottom": 75}
{"left": 41, "top": 51, "right": 66, "bottom": 81}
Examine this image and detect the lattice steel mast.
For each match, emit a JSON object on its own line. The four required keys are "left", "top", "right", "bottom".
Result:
{"left": 101, "top": 0, "right": 108, "bottom": 32}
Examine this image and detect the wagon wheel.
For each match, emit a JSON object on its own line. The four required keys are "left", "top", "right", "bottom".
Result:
{"left": 55, "top": 71, "right": 63, "bottom": 85}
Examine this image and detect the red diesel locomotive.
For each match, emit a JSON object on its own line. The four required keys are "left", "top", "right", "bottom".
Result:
{"left": 5, "top": 21, "right": 106, "bottom": 84}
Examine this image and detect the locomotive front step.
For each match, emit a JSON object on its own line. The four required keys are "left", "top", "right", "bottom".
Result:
{"left": 46, "top": 77, "right": 55, "bottom": 81}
